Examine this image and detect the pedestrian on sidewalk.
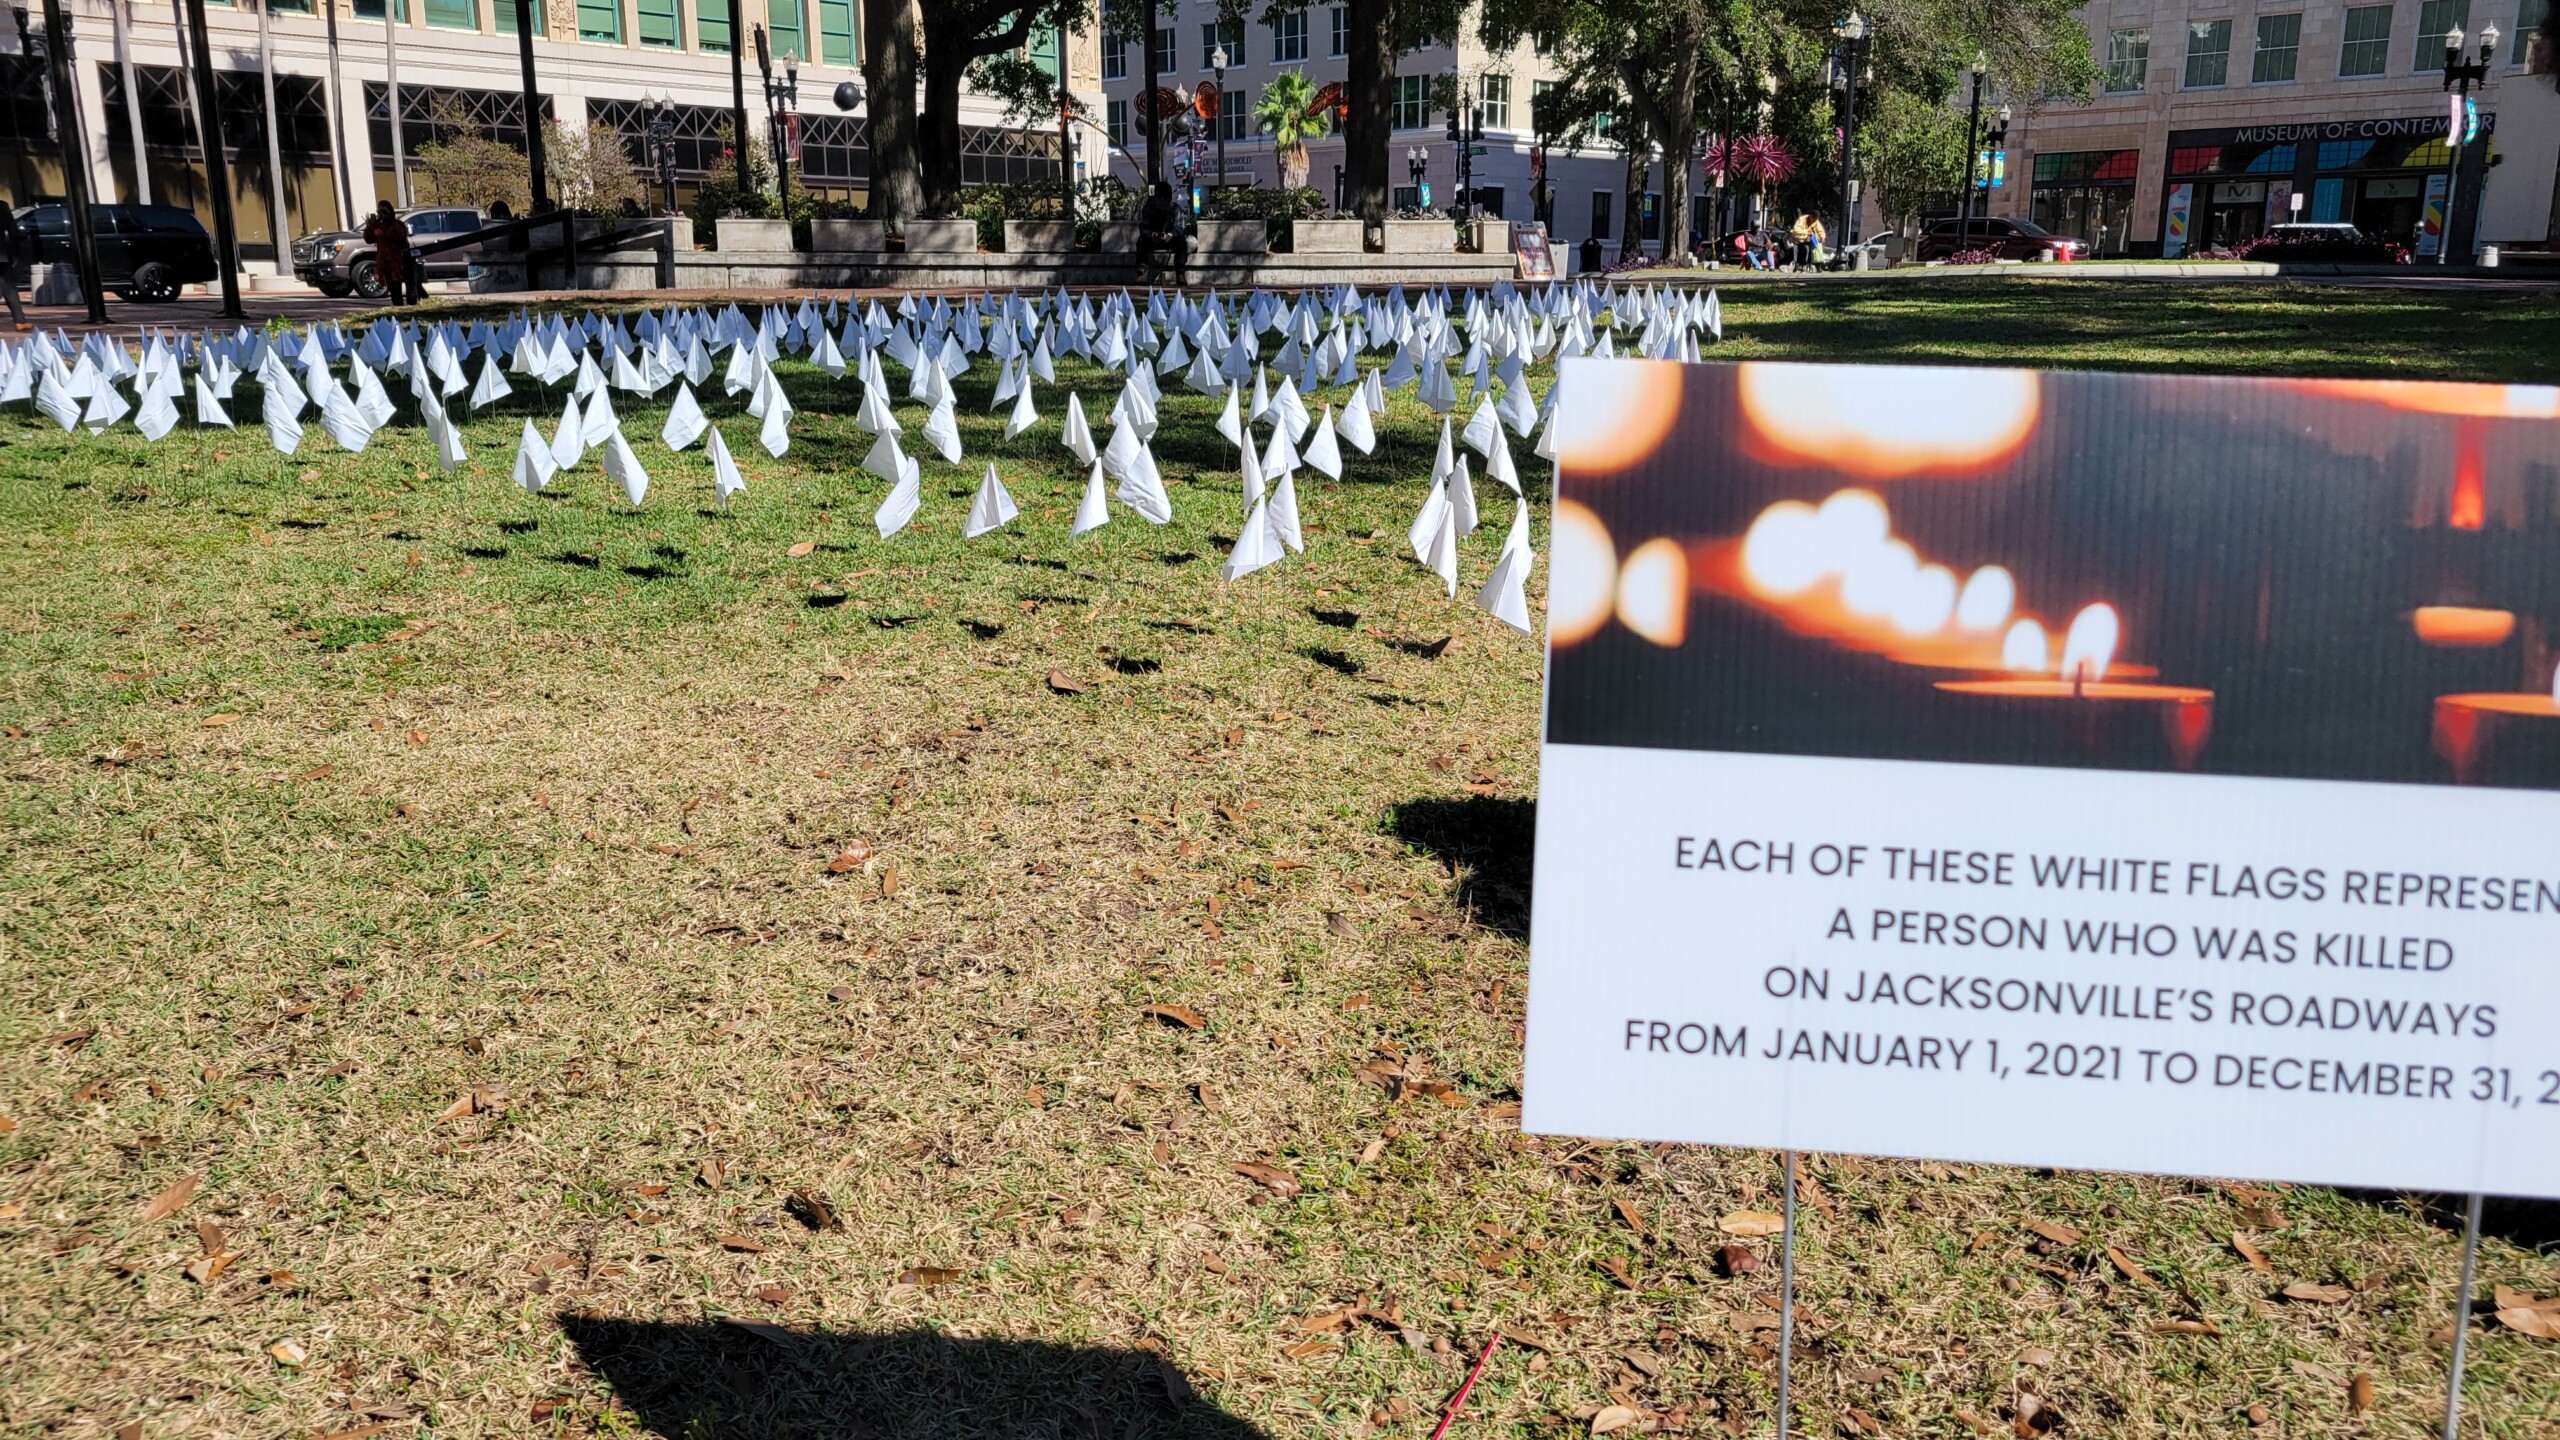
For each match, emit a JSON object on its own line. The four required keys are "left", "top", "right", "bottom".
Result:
{"left": 361, "top": 201, "right": 412, "bottom": 306}
{"left": 0, "top": 207, "right": 30, "bottom": 332}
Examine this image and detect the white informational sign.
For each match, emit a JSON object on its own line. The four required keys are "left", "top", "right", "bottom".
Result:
{"left": 1525, "top": 359, "right": 2560, "bottom": 1199}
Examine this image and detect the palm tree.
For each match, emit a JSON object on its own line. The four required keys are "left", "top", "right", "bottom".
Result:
{"left": 1254, "top": 70, "right": 1333, "bottom": 193}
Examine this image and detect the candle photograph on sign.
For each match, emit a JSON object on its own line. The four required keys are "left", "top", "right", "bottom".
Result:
{"left": 1526, "top": 357, "right": 2560, "bottom": 1204}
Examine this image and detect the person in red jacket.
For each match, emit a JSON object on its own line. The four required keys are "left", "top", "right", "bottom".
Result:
{"left": 360, "top": 201, "right": 411, "bottom": 305}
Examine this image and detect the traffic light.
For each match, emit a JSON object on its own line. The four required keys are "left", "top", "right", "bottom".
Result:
{"left": 1446, "top": 107, "right": 1460, "bottom": 143}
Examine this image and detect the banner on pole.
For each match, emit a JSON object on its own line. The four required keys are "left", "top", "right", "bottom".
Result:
{"left": 1526, "top": 359, "right": 2560, "bottom": 1198}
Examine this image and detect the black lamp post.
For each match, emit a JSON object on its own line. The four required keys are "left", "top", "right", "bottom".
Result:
{"left": 755, "top": 26, "right": 799, "bottom": 213}
{"left": 1210, "top": 42, "right": 1228, "bottom": 198}
{"left": 1406, "top": 144, "right": 1428, "bottom": 210}
{"left": 2438, "top": 22, "right": 2498, "bottom": 266}
{"left": 1829, "top": 11, "right": 1868, "bottom": 259}
{"left": 646, "top": 96, "right": 680, "bottom": 215}
{"left": 19, "top": 0, "right": 108, "bottom": 322}
{"left": 1956, "top": 52, "right": 1986, "bottom": 253}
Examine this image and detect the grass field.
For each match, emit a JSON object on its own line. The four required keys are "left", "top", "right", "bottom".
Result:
{"left": 3, "top": 280, "right": 2558, "bottom": 1440}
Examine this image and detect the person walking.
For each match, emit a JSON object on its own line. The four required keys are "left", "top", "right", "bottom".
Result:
{"left": 0, "top": 206, "right": 30, "bottom": 332}
{"left": 361, "top": 201, "right": 411, "bottom": 306}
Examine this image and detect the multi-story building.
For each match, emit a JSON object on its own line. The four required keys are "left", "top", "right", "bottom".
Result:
{"left": 0, "top": 0, "right": 1102, "bottom": 267}
{"left": 1990, "top": 0, "right": 2557, "bottom": 257}
{"left": 1096, "top": 1, "right": 1646, "bottom": 260}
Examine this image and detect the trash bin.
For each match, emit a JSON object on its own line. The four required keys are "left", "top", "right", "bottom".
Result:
{"left": 1578, "top": 237, "right": 1603, "bottom": 274}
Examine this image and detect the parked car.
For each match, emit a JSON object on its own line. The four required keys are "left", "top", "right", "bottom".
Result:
{"left": 2242, "top": 222, "right": 2402, "bottom": 264}
{"left": 1914, "top": 216, "right": 2086, "bottom": 263}
{"left": 292, "top": 206, "right": 487, "bottom": 298}
{"left": 11, "top": 203, "right": 220, "bottom": 302}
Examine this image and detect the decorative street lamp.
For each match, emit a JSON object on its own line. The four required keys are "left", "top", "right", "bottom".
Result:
{"left": 646, "top": 96, "right": 681, "bottom": 216}
{"left": 1210, "top": 42, "right": 1228, "bottom": 199}
{"left": 1829, "top": 11, "right": 1869, "bottom": 262}
{"left": 755, "top": 26, "right": 800, "bottom": 213}
{"left": 1406, "top": 145, "right": 1430, "bottom": 210}
{"left": 2438, "top": 22, "right": 2498, "bottom": 265}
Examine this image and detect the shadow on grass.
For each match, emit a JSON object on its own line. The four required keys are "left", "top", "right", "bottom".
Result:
{"left": 560, "top": 1315, "right": 1268, "bottom": 1440}
{"left": 1387, "top": 795, "right": 1534, "bottom": 940}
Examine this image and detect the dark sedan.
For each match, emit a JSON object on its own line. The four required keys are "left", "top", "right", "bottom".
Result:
{"left": 1915, "top": 216, "right": 2086, "bottom": 263}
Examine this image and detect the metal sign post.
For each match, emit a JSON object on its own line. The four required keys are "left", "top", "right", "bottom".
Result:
{"left": 1776, "top": 1149, "right": 1797, "bottom": 1440}
{"left": 2442, "top": 1191, "right": 2485, "bottom": 1440}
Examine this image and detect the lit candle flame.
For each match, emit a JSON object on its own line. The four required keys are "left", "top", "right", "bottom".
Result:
{"left": 2061, "top": 604, "right": 2121, "bottom": 689}
{"left": 1616, "top": 538, "right": 1690, "bottom": 647}
{"left": 2002, "top": 619, "right": 2050, "bottom": 673}
{"left": 1956, "top": 567, "right": 2015, "bottom": 632}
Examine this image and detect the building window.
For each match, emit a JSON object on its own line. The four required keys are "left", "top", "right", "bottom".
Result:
{"left": 1329, "top": 6, "right": 1347, "bottom": 55}
{"left": 1103, "top": 39, "right": 1126, "bottom": 80}
{"left": 635, "top": 0, "right": 679, "bottom": 47}
{"left": 766, "top": 0, "right": 803, "bottom": 58}
{"left": 1107, "top": 97, "right": 1129, "bottom": 147}
{"left": 576, "top": 0, "right": 620, "bottom": 43}
{"left": 1151, "top": 27, "right": 1176, "bottom": 74}
{"left": 2184, "top": 19, "right": 2232, "bottom": 85}
{"left": 819, "top": 0, "right": 856, "bottom": 63}
{"left": 1218, "top": 86, "right": 1249, "bottom": 140}
{"left": 1201, "top": 19, "right": 1242, "bottom": 69}
{"left": 1478, "top": 73, "right": 1510, "bottom": 129}
{"left": 2252, "top": 13, "right": 2302, "bottom": 80}
{"left": 1270, "top": 10, "right": 1305, "bottom": 62}
{"left": 2517, "top": 0, "right": 2548, "bottom": 60}
{"left": 2414, "top": 0, "right": 2469, "bottom": 67}
{"left": 1392, "top": 73, "right": 1429, "bottom": 129}
{"left": 2104, "top": 27, "right": 2149, "bottom": 91}
{"left": 494, "top": 0, "right": 545, "bottom": 34}
{"left": 424, "top": 0, "right": 477, "bottom": 29}
{"left": 1531, "top": 79, "right": 1555, "bottom": 134}
{"left": 1589, "top": 189, "right": 1611, "bottom": 239}
{"left": 2339, "top": 3, "right": 2393, "bottom": 73}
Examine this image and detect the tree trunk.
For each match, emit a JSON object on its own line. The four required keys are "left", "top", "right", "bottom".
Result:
{"left": 1619, "top": 123, "right": 1648, "bottom": 259}
{"left": 918, "top": 54, "right": 968, "bottom": 215}
{"left": 1280, "top": 142, "right": 1308, "bottom": 192}
{"left": 1141, "top": 0, "right": 1160, "bottom": 185}
{"left": 1344, "top": 0, "right": 1392, "bottom": 225}
{"left": 861, "top": 0, "right": 924, "bottom": 225}
{"left": 1617, "top": 6, "right": 1701, "bottom": 264}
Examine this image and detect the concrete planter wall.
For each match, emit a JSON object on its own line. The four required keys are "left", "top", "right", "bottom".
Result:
{"left": 1381, "top": 218, "right": 1454, "bottom": 254}
{"left": 1293, "top": 219, "right": 1364, "bottom": 254}
{"left": 812, "top": 219, "right": 889, "bottom": 252}
{"left": 1472, "top": 220, "right": 1511, "bottom": 255}
{"left": 1003, "top": 221, "right": 1077, "bottom": 253}
{"left": 715, "top": 217, "right": 796, "bottom": 251}
{"left": 905, "top": 219, "right": 980, "bottom": 254}
{"left": 1193, "top": 219, "right": 1268, "bottom": 254}
{"left": 1100, "top": 223, "right": 1139, "bottom": 253}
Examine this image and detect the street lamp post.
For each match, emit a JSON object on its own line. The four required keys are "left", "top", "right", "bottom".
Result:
{"left": 2438, "top": 22, "right": 2498, "bottom": 265}
{"left": 1210, "top": 43, "right": 1227, "bottom": 199}
{"left": 20, "top": 0, "right": 109, "bottom": 322}
{"left": 755, "top": 28, "right": 799, "bottom": 214}
{"left": 1830, "top": 11, "right": 1868, "bottom": 261}
{"left": 1406, "top": 145, "right": 1429, "bottom": 210}
{"left": 647, "top": 97, "right": 680, "bottom": 215}
{"left": 1956, "top": 52, "right": 1985, "bottom": 254}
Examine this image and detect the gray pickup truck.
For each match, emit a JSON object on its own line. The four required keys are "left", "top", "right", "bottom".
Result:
{"left": 291, "top": 206, "right": 487, "bottom": 297}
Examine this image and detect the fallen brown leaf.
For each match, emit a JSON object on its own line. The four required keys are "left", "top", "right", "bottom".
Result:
{"left": 1325, "top": 911, "right": 1358, "bottom": 938}
{"left": 1717, "top": 1243, "right": 1760, "bottom": 1277}
{"left": 1142, "top": 1003, "right": 1207, "bottom": 1029}
{"left": 269, "top": 1338, "right": 308, "bottom": 1367}
{"left": 2349, "top": 1373, "right": 2375, "bottom": 1411}
{"left": 2230, "top": 1233, "right": 2273, "bottom": 1275}
{"left": 1295, "top": 1305, "right": 1358, "bottom": 1334}
{"left": 1613, "top": 1197, "right": 1646, "bottom": 1235}
{"left": 184, "top": 1250, "right": 241, "bottom": 1284}
{"left": 1232, "top": 1160, "right": 1301, "bottom": 1197}
{"left": 2151, "top": 1318, "right": 2220, "bottom": 1335}
{"left": 200, "top": 712, "right": 240, "bottom": 728}
{"left": 1045, "top": 668, "right": 1088, "bottom": 695}
{"left": 1590, "top": 1405, "right": 1643, "bottom": 1436}
{"left": 715, "top": 1234, "right": 768, "bottom": 1253}
{"left": 897, "top": 1265, "right": 961, "bottom": 1289}
{"left": 785, "top": 1191, "right": 841, "bottom": 1232}
{"left": 1719, "top": 1209, "right": 1785, "bottom": 1238}
{"left": 2022, "top": 1219, "right": 2085, "bottom": 1247}
{"left": 140, "top": 1174, "right": 201, "bottom": 1222}
{"left": 2105, "top": 1245, "right": 2153, "bottom": 1285}
{"left": 1595, "top": 1255, "right": 1636, "bottom": 1289}
{"left": 2281, "top": 1282, "right": 2353, "bottom": 1304}
{"left": 757, "top": 1284, "right": 795, "bottom": 1304}
{"left": 787, "top": 539, "right": 818, "bottom": 557}
{"left": 297, "top": 763, "right": 335, "bottom": 782}
{"left": 698, "top": 1156, "right": 728, "bottom": 1189}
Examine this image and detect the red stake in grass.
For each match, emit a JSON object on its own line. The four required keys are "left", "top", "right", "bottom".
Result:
{"left": 1428, "top": 1333, "right": 1502, "bottom": 1440}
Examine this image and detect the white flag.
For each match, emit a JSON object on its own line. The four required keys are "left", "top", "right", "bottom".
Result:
{"left": 602, "top": 428, "right": 650, "bottom": 506}
{"left": 1072, "top": 458, "right": 1111, "bottom": 535}
{"left": 662, "top": 382, "right": 708, "bottom": 451}
{"left": 964, "top": 461, "right": 1020, "bottom": 538}
{"left": 1473, "top": 500, "right": 1535, "bottom": 634}
{"left": 707, "top": 426, "right": 746, "bottom": 508}
{"left": 513, "top": 418, "right": 557, "bottom": 492}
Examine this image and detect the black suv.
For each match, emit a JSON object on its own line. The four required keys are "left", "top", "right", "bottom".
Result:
{"left": 11, "top": 203, "right": 221, "bottom": 302}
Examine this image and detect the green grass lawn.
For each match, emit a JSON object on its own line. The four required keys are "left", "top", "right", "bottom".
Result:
{"left": 3, "top": 281, "right": 2557, "bottom": 1440}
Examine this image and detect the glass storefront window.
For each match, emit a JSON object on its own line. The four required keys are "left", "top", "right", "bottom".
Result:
{"left": 2032, "top": 184, "right": 2135, "bottom": 253}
